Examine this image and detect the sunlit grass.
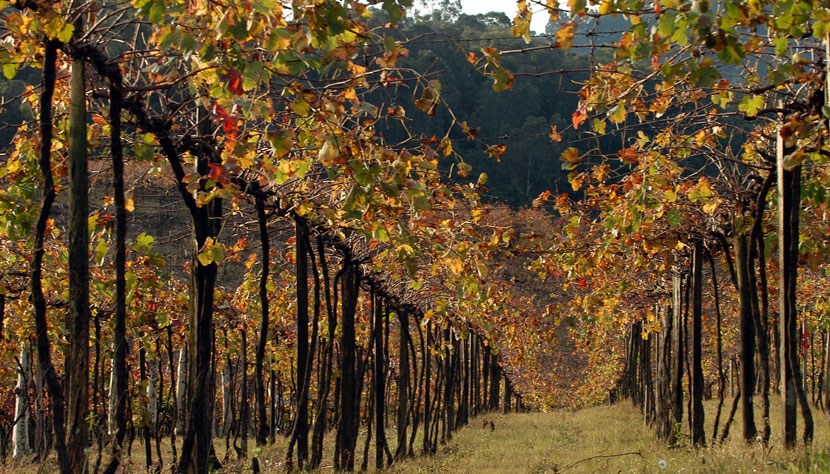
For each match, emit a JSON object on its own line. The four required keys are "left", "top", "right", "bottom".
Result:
{"left": 3, "top": 396, "right": 829, "bottom": 472}
{"left": 388, "top": 396, "right": 830, "bottom": 474}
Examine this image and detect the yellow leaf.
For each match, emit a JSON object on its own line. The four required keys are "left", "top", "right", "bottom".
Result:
{"left": 245, "top": 253, "right": 258, "bottom": 270}
{"left": 448, "top": 258, "right": 464, "bottom": 275}
{"left": 439, "top": 138, "right": 453, "bottom": 157}
{"left": 546, "top": 0, "right": 560, "bottom": 22}
{"left": 598, "top": 0, "right": 613, "bottom": 14}
{"left": 126, "top": 191, "right": 135, "bottom": 212}
{"left": 555, "top": 21, "right": 578, "bottom": 49}
{"left": 472, "top": 208, "right": 485, "bottom": 223}
{"left": 702, "top": 200, "right": 719, "bottom": 214}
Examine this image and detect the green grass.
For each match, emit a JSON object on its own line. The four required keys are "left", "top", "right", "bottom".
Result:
{"left": 5, "top": 396, "right": 830, "bottom": 472}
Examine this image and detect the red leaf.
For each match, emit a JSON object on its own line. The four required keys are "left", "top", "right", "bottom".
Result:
{"left": 221, "top": 67, "right": 244, "bottom": 95}
{"left": 222, "top": 117, "right": 238, "bottom": 135}
{"left": 228, "top": 75, "right": 243, "bottom": 95}
{"left": 213, "top": 103, "right": 238, "bottom": 135}
{"left": 208, "top": 162, "right": 224, "bottom": 181}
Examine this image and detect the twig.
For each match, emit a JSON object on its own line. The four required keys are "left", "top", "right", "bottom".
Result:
{"left": 558, "top": 451, "right": 643, "bottom": 472}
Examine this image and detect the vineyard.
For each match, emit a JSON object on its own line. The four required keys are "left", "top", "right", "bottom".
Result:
{"left": 0, "top": 0, "right": 829, "bottom": 472}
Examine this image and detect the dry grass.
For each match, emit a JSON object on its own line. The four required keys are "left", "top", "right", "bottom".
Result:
{"left": 388, "top": 397, "right": 830, "bottom": 474}
{"left": 4, "top": 396, "right": 830, "bottom": 473}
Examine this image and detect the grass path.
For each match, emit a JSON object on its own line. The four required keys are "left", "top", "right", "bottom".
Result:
{"left": 388, "top": 400, "right": 830, "bottom": 473}
{"left": 4, "top": 398, "right": 829, "bottom": 472}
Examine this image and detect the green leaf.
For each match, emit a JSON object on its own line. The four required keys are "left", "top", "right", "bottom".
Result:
{"left": 687, "top": 179, "right": 713, "bottom": 202}
{"left": 382, "top": 0, "right": 407, "bottom": 22}
{"left": 252, "top": 0, "right": 276, "bottom": 13}
{"left": 57, "top": 23, "right": 75, "bottom": 43}
{"left": 413, "top": 196, "right": 431, "bottom": 211}
{"left": 666, "top": 209, "right": 681, "bottom": 227}
{"left": 197, "top": 237, "right": 225, "bottom": 266}
{"left": 592, "top": 118, "right": 607, "bottom": 135}
{"left": 690, "top": 63, "right": 719, "bottom": 88}
{"left": 156, "top": 312, "right": 171, "bottom": 328}
{"left": 568, "top": 0, "right": 586, "bottom": 16}
{"left": 738, "top": 94, "right": 764, "bottom": 117}
{"left": 243, "top": 61, "right": 264, "bottom": 90}
{"left": 134, "top": 232, "right": 155, "bottom": 254}
{"left": 95, "top": 239, "right": 109, "bottom": 265}
{"left": 773, "top": 35, "right": 789, "bottom": 56}
{"left": 145, "top": 0, "right": 166, "bottom": 23}
{"left": 2, "top": 63, "right": 16, "bottom": 80}
{"left": 269, "top": 131, "right": 293, "bottom": 158}
{"left": 657, "top": 12, "right": 676, "bottom": 37}
{"left": 608, "top": 104, "right": 626, "bottom": 124}
{"left": 291, "top": 97, "right": 310, "bottom": 116}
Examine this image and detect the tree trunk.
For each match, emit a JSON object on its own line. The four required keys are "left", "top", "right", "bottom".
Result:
{"left": 104, "top": 80, "right": 128, "bottom": 474}
{"left": 254, "top": 198, "right": 270, "bottom": 447}
{"left": 824, "top": 333, "right": 830, "bottom": 418}
{"left": 670, "top": 272, "right": 684, "bottom": 440}
{"left": 778, "top": 136, "right": 813, "bottom": 446}
{"left": 656, "top": 303, "right": 674, "bottom": 443}
{"left": 373, "top": 294, "right": 389, "bottom": 469}
{"left": 66, "top": 44, "right": 91, "bottom": 474}
{"left": 140, "top": 341, "right": 152, "bottom": 469}
{"left": 176, "top": 348, "right": 187, "bottom": 436}
{"left": 734, "top": 223, "right": 758, "bottom": 443}
{"left": 336, "top": 262, "right": 359, "bottom": 471}
{"left": 269, "top": 368, "right": 278, "bottom": 443}
{"left": 396, "top": 311, "right": 410, "bottom": 460}
{"left": 460, "top": 333, "right": 470, "bottom": 426}
{"left": 288, "top": 218, "right": 310, "bottom": 468}
{"left": 641, "top": 330, "right": 654, "bottom": 424}
{"left": 422, "top": 321, "right": 433, "bottom": 455}
{"left": 179, "top": 247, "right": 221, "bottom": 473}
{"left": 441, "top": 326, "right": 458, "bottom": 442}
{"left": 222, "top": 363, "right": 233, "bottom": 437}
{"left": 690, "top": 241, "right": 706, "bottom": 446}
{"left": 166, "top": 329, "right": 179, "bottom": 467}
{"left": 708, "top": 250, "right": 727, "bottom": 446}
{"left": 160, "top": 106, "right": 223, "bottom": 473}
{"left": 33, "top": 39, "right": 68, "bottom": 474}
{"left": 310, "top": 237, "right": 336, "bottom": 469}
{"left": 489, "top": 350, "right": 500, "bottom": 412}
{"left": 146, "top": 359, "right": 159, "bottom": 460}
{"left": 750, "top": 173, "right": 775, "bottom": 444}
{"left": 240, "top": 330, "right": 249, "bottom": 457}
{"left": 12, "top": 341, "right": 31, "bottom": 459}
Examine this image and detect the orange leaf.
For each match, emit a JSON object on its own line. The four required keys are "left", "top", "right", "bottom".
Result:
{"left": 549, "top": 125, "right": 562, "bottom": 142}
{"left": 619, "top": 147, "right": 639, "bottom": 165}
{"left": 572, "top": 109, "right": 587, "bottom": 129}
{"left": 485, "top": 143, "right": 507, "bottom": 160}
{"left": 532, "top": 190, "right": 552, "bottom": 208}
